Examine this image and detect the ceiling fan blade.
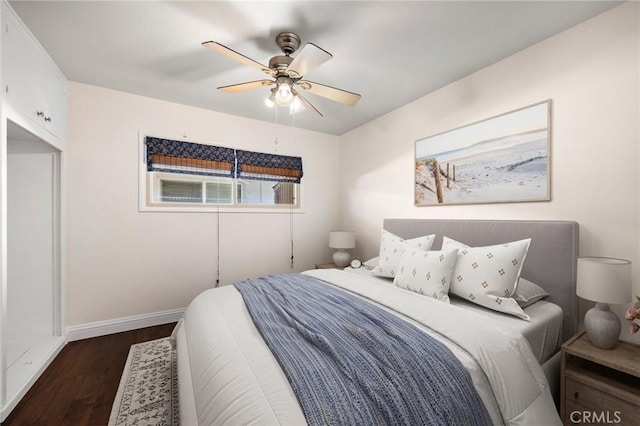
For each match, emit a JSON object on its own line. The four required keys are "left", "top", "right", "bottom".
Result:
{"left": 218, "top": 80, "right": 274, "bottom": 93}
{"left": 202, "top": 41, "right": 272, "bottom": 75}
{"left": 297, "top": 80, "right": 361, "bottom": 106}
{"left": 292, "top": 89, "right": 323, "bottom": 117}
{"left": 287, "top": 43, "right": 332, "bottom": 78}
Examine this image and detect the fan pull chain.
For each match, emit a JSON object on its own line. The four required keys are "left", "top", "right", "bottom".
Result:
{"left": 273, "top": 103, "right": 279, "bottom": 151}
{"left": 290, "top": 111, "right": 296, "bottom": 269}
{"left": 290, "top": 202, "right": 295, "bottom": 269}
{"left": 215, "top": 205, "right": 220, "bottom": 287}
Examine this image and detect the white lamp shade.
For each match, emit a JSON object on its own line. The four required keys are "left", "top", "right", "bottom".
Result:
{"left": 577, "top": 257, "right": 631, "bottom": 304}
{"left": 329, "top": 231, "right": 355, "bottom": 249}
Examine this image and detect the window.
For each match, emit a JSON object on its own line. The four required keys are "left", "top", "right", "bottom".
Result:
{"left": 153, "top": 173, "right": 235, "bottom": 204}
{"left": 141, "top": 136, "right": 302, "bottom": 210}
{"left": 161, "top": 179, "right": 202, "bottom": 203}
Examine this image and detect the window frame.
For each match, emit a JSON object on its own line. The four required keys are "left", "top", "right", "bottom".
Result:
{"left": 138, "top": 133, "right": 303, "bottom": 213}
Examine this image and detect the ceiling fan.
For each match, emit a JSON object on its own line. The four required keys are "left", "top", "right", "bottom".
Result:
{"left": 202, "top": 32, "right": 361, "bottom": 116}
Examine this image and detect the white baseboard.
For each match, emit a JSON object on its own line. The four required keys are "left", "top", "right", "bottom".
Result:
{"left": 66, "top": 308, "right": 185, "bottom": 342}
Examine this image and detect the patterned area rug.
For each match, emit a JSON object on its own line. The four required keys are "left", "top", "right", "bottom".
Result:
{"left": 109, "top": 337, "right": 179, "bottom": 425}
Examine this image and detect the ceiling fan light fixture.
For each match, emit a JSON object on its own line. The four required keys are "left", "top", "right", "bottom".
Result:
{"left": 202, "top": 32, "right": 360, "bottom": 117}
{"left": 289, "top": 96, "right": 306, "bottom": 115}
{"left": 265, "top": 88, "right": 276, "bottom": 108}
{"left": 275, "top": 81, "right": 293, "bottom": 106}
{"left": 204, "top": 31, "right": 360, "bottom": 118}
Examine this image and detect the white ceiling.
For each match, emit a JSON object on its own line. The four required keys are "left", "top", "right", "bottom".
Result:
{"left": 10, "top": 1, "right": 620, "bottom": 136}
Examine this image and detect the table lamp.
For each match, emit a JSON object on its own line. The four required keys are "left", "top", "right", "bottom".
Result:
{"left": 329, "top": 231, "right": 355, "bottom": 268}
{"left": 577, "top": 257, "right": 631, "bottom": 349}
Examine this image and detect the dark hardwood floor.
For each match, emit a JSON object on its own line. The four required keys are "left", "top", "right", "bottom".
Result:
{"left": 1, "top": 323, "right": 176, "bottom": 426}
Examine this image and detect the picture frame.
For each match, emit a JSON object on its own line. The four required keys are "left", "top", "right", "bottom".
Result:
{"left": 415, "top": 100, "right": 551, "bottom": 206}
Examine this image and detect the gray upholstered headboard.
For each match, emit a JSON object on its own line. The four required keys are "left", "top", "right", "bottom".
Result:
{"left": 383, "top": 219, "right": 579, "bottom": 342}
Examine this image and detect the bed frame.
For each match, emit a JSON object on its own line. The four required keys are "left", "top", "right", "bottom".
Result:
{"left": 383, "top": 219, "right": 579, "bottom": 342}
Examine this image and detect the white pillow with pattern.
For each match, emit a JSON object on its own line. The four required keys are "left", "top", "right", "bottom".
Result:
{"left": 513, "top": 278, "right": 549, "bottom": 307}
{"left": 371, "top": 230, "right": 435, "bottom": 278}
{"left": 362, "top": 256, "right": 379, "bottom": 270}
{"left": 442, "top": 236, "right": 531, "bottom": 320}
{"left": 393, "top": 246, "right": 459, "bottom": 302}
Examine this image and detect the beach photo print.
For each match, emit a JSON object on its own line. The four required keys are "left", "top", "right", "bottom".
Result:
{"left": 415, "top": 100, "right": 551, "bottom": 206}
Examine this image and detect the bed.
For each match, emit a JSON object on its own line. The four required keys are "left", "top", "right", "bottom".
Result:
{"left": 174, "top": 219, "right": 579, "bottom": 425}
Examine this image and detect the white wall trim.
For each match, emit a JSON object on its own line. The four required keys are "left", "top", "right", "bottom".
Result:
{"left": 66, "top": 308, "right": 185, "bottom": 342}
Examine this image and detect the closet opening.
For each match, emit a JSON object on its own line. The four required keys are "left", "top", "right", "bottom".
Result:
{"left": 4, "top": 120, "right": 64, "bottom": 413}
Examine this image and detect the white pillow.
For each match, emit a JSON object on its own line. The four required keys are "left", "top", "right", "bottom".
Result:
{"left": 363, "top": 256, "right": 379, "bottom": 270}
{"left": 371, "top": 230, "right": 435, "bottom": 278}
{"left": 393, "top": 246, "right": 459, "bottom": 302}
{"left": 514, "top": 278, "right": 549, "bottom": 308}
{"left": 443, "top": 236, "right": 531, "bottom": 320}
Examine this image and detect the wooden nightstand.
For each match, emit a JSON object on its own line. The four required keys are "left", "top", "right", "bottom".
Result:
{"left": 315, "top": 263, "right": 340, "bottom": 269}
{"left": 560, "top": 331, "right": 640, "bottom": 425}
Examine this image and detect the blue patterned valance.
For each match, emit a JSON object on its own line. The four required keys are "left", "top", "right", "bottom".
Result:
{"left": 236, "top": 150, "right": 303, "bottom": 183}
{"left": 145, "top": 137, "right": 235, "bottom": 178}
{"left": 145, "top": 137, "right": 303, "bottom": 183}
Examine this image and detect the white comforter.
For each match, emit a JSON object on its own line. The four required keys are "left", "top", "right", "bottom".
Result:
{"left": 177, "top": 269, "right": 561, "bottom": 425}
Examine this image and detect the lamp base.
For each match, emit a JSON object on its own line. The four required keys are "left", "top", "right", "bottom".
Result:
{"left": 332, "top": 250, "right": 351, "bottom": 268}
{"left": 584, "top": 303, "right": 621, "bottom": 349}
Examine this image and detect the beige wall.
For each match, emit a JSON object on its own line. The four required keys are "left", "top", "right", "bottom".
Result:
{"left": 339, "top": 3, "right": 639, "bottom": 342}
{"left": 67, "top": 82, "right": 341, "bottom": 326}
{"left": 67, "top": 3, "right": 639, "bottom": 342}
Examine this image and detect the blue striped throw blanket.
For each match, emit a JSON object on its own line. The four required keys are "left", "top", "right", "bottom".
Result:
{"left": 234, "top": 273, "right": 493, "bottom": 426}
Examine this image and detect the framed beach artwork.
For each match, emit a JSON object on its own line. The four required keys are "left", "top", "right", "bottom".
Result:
{"left": 415, "top": 100, "right": 551, "bottom": 206}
